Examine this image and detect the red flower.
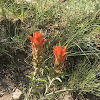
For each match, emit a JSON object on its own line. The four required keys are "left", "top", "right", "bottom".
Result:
{"left": 30, "top": 32, "right": 45, "bottom": 51}
{"left": 30, "top": 32, "right": 45, "bottom": 58}
{"left": 53, "top": 45, "right": 67, "bottom": 64}
{"left": 53, "top": 45, "right": 67, "bottom": 72}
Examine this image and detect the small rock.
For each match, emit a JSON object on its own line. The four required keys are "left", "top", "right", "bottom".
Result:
{"left": 12, "top": 89, "right": 22, "bottom": 100}
{"left": 0, "top": 92, "right": 4, "bottom": 97}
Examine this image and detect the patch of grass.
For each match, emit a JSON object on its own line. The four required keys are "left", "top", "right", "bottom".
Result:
{"left": 0, "top": 0, "right": 100, "bottom": 99}
{"left": 70, "top": 60, "right": 100, "bottom": 98}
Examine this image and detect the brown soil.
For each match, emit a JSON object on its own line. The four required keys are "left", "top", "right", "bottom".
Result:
{"left": 0, "top": 12, "right": 100, "bottom": 100}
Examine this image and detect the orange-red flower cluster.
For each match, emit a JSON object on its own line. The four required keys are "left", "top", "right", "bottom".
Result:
{"left": 29, "top": 32, "right": 67, "bottom": 73}
{"left": 53, "top": 45, "right": 67, "bottom": 72}
{"left": 30, "top": 32, "right": 45, "bottom": 58}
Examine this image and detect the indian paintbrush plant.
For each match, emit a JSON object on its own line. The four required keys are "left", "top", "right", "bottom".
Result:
{"left": 26, "top": 32, "right": 69, "bottom": 99}
{"left": 53, "top": 45, "right": 67, "bottom": 73}
{"left": 29, "top": 32, "right": 45, "bottom": 76}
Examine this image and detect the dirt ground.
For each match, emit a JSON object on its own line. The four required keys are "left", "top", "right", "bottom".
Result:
{"left": 0, "top": 14, "right": 71, "bottom": 100}
{"left": 0, "top": 12, "right": 100, "bottom": 100}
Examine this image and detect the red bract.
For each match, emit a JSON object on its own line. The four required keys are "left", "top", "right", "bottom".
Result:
{"left": 53, "top": 45, "right": 66, "bottom": 64}
{"left": 29, "top": 32, "right": 45, "bottom": 76}
{"left": 30, "top": 32, "right": 45, "bottom": 51}
{"left": 53, "top": 45, "right": 67, "bottom": 72}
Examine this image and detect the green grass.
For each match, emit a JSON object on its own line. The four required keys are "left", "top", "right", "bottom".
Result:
{"left": 0, "top": 0, "right": 100, "bottom": 99}
{"left": 70, "top": 60, "right": 100, "bottom": 98}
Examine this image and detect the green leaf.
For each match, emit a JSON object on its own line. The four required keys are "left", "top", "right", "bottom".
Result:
{"left": 55, "top": 77, "right": 62, "bottom": 82}
{"left": 36, "top": 78, "right": 49, "bottom": 84}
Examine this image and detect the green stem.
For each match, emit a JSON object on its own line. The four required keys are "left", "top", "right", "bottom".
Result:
{"left": 44, "top": 78, "right": 54, "bottom": 95}
{"left": 46, "top": 89, "right": 73, "bottom": 96}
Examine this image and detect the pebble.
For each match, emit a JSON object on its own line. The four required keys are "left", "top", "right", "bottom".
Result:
{"left": 12, "top": 89, "right": 22, "bottom": 100}
{"left": 0, "top": 92, "right": 4, "bottom": 97}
